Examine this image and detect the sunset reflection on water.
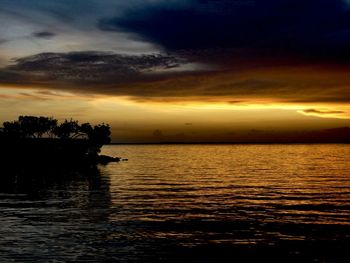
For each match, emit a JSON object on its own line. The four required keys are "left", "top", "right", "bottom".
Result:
{"left": 0, "top": 144, "right": 350, "bottom": 262}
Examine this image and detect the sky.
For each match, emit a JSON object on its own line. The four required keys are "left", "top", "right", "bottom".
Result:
{"left": 0, "top": 0, "right": 350, "bottom": 142}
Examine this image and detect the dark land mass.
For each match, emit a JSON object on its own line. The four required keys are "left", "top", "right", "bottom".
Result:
{"left": 0, "top": 137, "right": 120, "bottom": 169}
{"left": 0, "top": 116, "right": 121, "bottom": 169}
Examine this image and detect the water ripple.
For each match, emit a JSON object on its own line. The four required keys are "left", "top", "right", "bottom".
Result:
{"left": 1, "top": 144, "right": 350, "bottom": 262}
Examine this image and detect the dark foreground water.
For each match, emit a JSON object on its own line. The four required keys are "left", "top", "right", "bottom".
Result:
{"left": 1, "top": 144, "right": 350, "bottom": 262}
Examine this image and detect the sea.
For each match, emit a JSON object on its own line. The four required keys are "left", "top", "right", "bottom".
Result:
{"left": 1, "top": 144, "right": 350, "bottom": 262}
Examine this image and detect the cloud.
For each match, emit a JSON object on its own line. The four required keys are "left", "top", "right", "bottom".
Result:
{"left": 2, "top": 51, "right": 186, "bottom": 84}
{"left": 0, "top": 91, "right": 49, "bottom": 101}
{"left": 1, "top": 51, "right": 350, "bottom": 107}
{"left": 32, "top": 31, "right": 56, "bottom": 39}
{"left": 98, "top": 0, "right": 350, "bottom": 62}
{"left": 299, "top": 108, "right": 350, "bottom": 119}
{"left": 302, "top": 109, "right": 346, "bottom": 115}
{"left": 0, "top": 1, "right": 162, "bottom": 60}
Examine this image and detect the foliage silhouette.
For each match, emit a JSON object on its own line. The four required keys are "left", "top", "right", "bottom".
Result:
{"left": 52, "top": 119, "right": 80, "bottom": 139}
{"left": 1, "top": 116, "right": 111, "bottom": 142}
{"left": 3, "top": 116, "right": 57, "bottom": 138}
{"left": 0, "top": 116, "right": 116, "bottom": 165}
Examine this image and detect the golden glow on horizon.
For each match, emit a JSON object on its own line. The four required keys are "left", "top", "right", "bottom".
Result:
{"left": 1, "top": 86, "right": 350, "bottom": 143}
{"left": 95, "top": 95, "right": 350, "bottom": 119}
{"left": 1, "top": 86, "right": 350, "bottom": 121}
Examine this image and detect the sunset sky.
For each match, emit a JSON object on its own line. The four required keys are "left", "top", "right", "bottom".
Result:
{"left": 1, "top": 0, "right": 350, "bottom": 142}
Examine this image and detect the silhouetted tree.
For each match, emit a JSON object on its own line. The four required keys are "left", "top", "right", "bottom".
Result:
{"left": 18, "top": 116, "right": 38, "bottom": 138}
{"left": 2, "top": 116, "right": 58, "bottom": 138}
{"left": 52, "top": 119, "right": 79, "bottom": 139}
{"left": 91, "top": 124, "right": 111, "bottom": 145}
{"left": 3, "top": 121, "right": 22, "bottom": 138}
{"left": 1, "top": 116, "right": 114, "bottom": 164}
{"left": 1, "top": 116, "right": 112, "bottom": 147}
{"left": 72, "top": 122, "right": 93, "bottom": 139}
{"left": 18, "top": 116, "right": 57, "bottom": 138}
{"left": 84, "top": 123, "right": 111, "bottom": 155}
{"left": 38, "top": 117, "right": 58, "bottom": 138}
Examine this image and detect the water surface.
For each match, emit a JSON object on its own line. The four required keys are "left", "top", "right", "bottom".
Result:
{"left": 1, "top": 144, "right": 350, "bottom": 262}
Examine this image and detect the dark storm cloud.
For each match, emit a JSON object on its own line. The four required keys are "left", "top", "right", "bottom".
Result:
{"left": 3, "top": 51, "right": 185, "bottom": 84}
{"left": 1, "top": 0, "right": 350, "bottom": 106}
{"left": 0, "top": 0, "right": 99, "bottom": 22}
{"left": 98, "top": 0, "right": 350, "bottom": 61}
{"left": 32, "top": 31, "right": 56, "bottom": 39}
{"left": 1, "top": 52, "right": 350, "bottom": 106}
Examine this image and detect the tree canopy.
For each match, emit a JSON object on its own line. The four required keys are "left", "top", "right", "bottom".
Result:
{"left": 0, "top": 116, "right": 111, "bottom": 146}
